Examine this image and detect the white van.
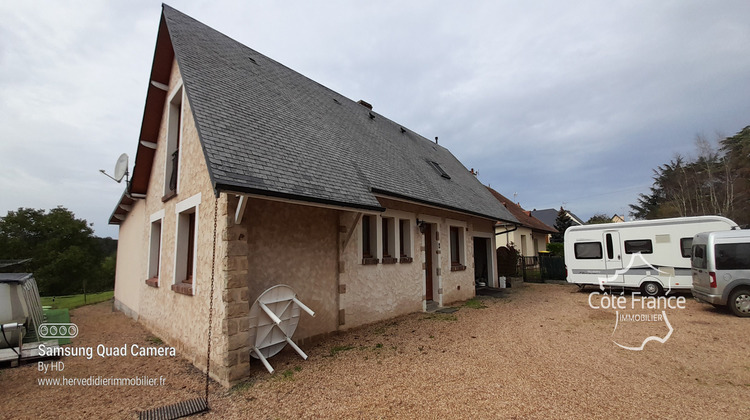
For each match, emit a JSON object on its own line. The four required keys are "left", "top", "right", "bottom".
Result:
{"left": 691, "top": 230, "right": 750, "bottom": 317}
{"left": 564, "top": 216, "right": 739, "bottom": 295}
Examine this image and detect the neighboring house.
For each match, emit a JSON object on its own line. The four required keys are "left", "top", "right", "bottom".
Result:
{"left": 611, "top": 214, "right": 625, "bottom": 223}
{"left": 530, "top": 208, "right": 584, "bottom": 228}
{"left": 487, "top": 188, "right": 557, "bottom": 259}
{"left": 109, "top": 5, "right": 517, "bottom": 387}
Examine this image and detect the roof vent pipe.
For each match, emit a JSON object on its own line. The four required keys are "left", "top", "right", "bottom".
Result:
{"left": 357, "top": 100, "right": 373, "bottom": 110}
{"left": 435, "top": 136, "right": 438, "bottom": 144}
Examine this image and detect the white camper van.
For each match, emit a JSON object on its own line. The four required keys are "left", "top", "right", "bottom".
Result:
{"left": 564, "top": 216, "right": 739, "bottom": 295}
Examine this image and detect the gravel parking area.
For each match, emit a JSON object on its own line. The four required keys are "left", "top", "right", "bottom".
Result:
{"left": 1, "top": 282, "right": 748, "bottom": 419}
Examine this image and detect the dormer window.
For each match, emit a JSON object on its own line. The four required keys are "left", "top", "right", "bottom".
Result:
{"left": 428, "top": 161, "right": 451, "bottom": 179}
{"left": 163, "top": 82, "right": 183, "bottom": 201}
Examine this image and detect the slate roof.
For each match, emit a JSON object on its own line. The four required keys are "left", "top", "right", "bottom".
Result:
{"left": 137, "top": 5, "right": 516, "bottom": 223}
{"left": 486, "top": 187, "right": 557, "bottom": 234}
{"left": 530, "top": 208, "right": 584, "bottom": 228}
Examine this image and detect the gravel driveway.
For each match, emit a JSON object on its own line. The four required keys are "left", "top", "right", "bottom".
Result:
{"left": 1, "top": 282, "right": 748, "bottom": 419}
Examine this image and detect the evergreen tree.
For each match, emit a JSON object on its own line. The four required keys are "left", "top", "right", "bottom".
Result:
{"left": 551, "top": 207, "right": 573, "bottom": 243}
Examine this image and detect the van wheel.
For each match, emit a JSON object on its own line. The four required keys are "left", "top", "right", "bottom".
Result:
{"left": 728, "top": 288, "right": 750, "bottom": 317}
{"left": 641, "top": 281, "right": 663, "bottom": 297}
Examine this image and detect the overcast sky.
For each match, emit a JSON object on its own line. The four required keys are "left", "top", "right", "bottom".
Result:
{"left": 2, "top": 0, "right": 749, "bottom": 238}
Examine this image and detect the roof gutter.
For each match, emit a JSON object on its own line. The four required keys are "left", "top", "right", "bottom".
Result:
{"left": 371, "top": 188, "right": 515, "bottom": 223}
{"left": 495, "top": 223, "right": 520, "bottom": 236}
{"left": 215, "top": 183, "right": 385, "bottom": 213}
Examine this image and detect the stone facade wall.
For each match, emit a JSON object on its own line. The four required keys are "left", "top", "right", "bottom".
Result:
{"left": 338, "top": 210, "right": 424, "bottom": 328}
{"left": 238, "top": 198, "right": 340, "bottom": 340}
{"left": 338, "top": 197, "right": 498, "bottom": 328}
{"left": 113, "top": 58, "right": 230, "bottom": 385}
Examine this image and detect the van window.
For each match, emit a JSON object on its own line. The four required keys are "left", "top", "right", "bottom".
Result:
{"left": 575, "top": 242, "right": 602, "bottom": 259}
{"left": 624, "top": 239, "right": 653, "bottom": 254}
{"left": 691, "top": 245, "right": 706, "bottom": 269}
{"left": 715, "top": 243, "right": 750, "bottom": 270}
{"left": 680, "top": 238, "right": 693, "bottom": 258}
{"left": 605, "top": 234, "right": 614, "bottom": 260}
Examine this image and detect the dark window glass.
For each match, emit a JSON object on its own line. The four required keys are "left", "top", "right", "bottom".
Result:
{"left": 715, "top": 243, "right": 750, "bottom": 270}
{"left": 691, "top": 245, "right": 707, "bottom": 269}
{"left": 362, "top": 215, "right": 372, "bottom": 258}
{"left": 574, "top": 242, "right": 602, "bottom": 259}
{"left": 624, "top": 239, "right": 653, "bottom": 254}
{"left": 450, "top": 227, "right": 460, "bottom": 265}
{"left": 680, "top": 238, "right": 693, "bottom": 258}
{"left": 382, "top": 218, "right": 390, "bottom": 257}
{"left": 185, "top": 212, "right": 195, "bottom": 283}
{"left": 606, "top": 234, "right": 614, "bottom": 260}
{"left": 399, "top": 219, "right": 407, "bottom": 257}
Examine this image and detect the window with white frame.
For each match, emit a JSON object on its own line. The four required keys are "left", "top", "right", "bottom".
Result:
{"left": 381, "top": 216, "right": 397, "bottom": 263}
{"left": 449, "top": 226, "right": 466, "bottom": 271}
{"left": 361, "top": 215, "right": 378, "bottom": 264}
{"left": 163, "top": 83, "right": 183, "bottom": 199}
{"left": 146, "top": 218, "right": 162, "bottom": 287}
{"left": 399, "top": 219, "right": 412, "bottom": 263}
{"left": 173, "top": 193, "right": 200, "bottom": 295}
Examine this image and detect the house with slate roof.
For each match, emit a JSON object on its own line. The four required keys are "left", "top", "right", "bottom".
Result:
{"left": 110, "top": 5, "right": 517, "bottom": 386}
{"left": 530, "top": 208, "right": 584, "bottom": 228}
{"left": 487, "top": 187, "right": 557, "bottom": 260}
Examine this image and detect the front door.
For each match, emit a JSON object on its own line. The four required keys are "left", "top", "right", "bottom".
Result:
{"left": 603, "top": 231, "right": 624, "bottom": 283}
{"left": 473, "top": 237, "right": 489, "bottom": 286}
{"left": 424, "top": 223, "right": 434, "bottom": 301}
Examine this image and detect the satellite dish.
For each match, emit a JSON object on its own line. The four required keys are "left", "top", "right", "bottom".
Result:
{"left": 100, "top": 153, "right": 129, "bottom": 183}
{"left": 113, "top": 153, "right": 129, "bottom": 182}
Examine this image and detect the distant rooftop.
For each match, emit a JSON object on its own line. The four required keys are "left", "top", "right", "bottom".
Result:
{"left": 530, "top": 208, "right": 584, "bottom": 227}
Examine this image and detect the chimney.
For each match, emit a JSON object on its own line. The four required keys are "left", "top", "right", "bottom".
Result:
{"left": 357, "top": 99, "right": 373, "bottom": 110}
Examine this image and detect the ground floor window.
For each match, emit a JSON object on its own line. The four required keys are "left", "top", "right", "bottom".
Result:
{"left": 146, "top": 217, "right": 162, "bottom": 287}
{"left": 382, "top": 217, "right": 397, "bottom": 264}
{"left": 362, "top": 215, "right": 378, "bottom": 265}
{"left": 399, "top": 219, "right": 413, "bottom": 263}
{"left": 172, "top": 193, "right": 200, "bottom": 295}
{"left": 450, "top": 226, "right": 466, "bottom": 271}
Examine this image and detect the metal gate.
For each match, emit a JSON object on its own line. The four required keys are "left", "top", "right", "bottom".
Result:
{"left": 539, "top": 254, "right": 565, "bottom": 281}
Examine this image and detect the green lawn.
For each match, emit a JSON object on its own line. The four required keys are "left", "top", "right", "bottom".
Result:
{"left": 41, "top": 290, "right": 114, "bottom": 310}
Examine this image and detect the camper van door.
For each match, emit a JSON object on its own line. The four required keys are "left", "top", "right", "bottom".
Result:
{"left": 604, "top": 231, "right": 624, "bottom": 283}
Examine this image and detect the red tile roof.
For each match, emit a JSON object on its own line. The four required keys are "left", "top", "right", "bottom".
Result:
{"left": 486, "top": 186, "right": 558, "bottom": 234}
